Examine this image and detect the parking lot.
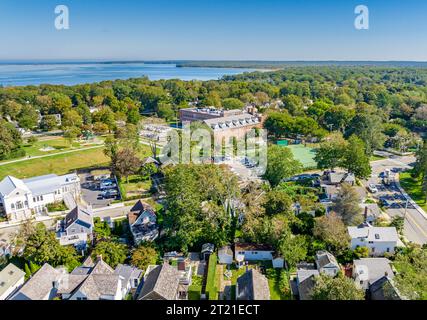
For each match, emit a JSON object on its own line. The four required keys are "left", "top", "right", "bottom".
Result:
{"left": 79, "top": 171, "right": 121, "bottom": 209}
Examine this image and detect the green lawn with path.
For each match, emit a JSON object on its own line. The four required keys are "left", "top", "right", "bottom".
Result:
{"left": 0, "top": 147, "right": 110, "bottom": 180}
{"left": 286, "top": 144, "right": 317, "bottom": 169}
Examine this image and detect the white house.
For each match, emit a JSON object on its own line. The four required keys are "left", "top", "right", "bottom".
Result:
{"left": 315, "top": 251, "right": 340, "bottom": 277}
{"left": 353, "top": 258, "right": 394, "bottom": 291}
{"left": 348, "top": 223, "right": 399, "bottom": 256}
{"left": 0, "top": 174, "right": 80, "bottom": 222}
{"left": 58, "top": 206, "right": 94, "bottom": 248}
{"left": 235, "top": 243, "right": 274, "bottom": 264}
{"left": 0, "top": 264, "right": 26, "bottom": 300}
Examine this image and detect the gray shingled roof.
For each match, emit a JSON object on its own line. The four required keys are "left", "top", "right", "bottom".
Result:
{"left": 76, "top": 274, "right": 121, "bottom": 299}
{"left": 11, "top": 263, "right": 63, "bottom": 300}
{"left": 114, "top": 264, "right": 143, "bottom": 285}
{"left": 236, "top": 269, "right": 270, "bottom": 300}
{"left": 138, "top": 263, "right": 180, "bottom": 300}
{"left": 315, "top": 251, "right": 339, "bottom": 270}
{"left": 354, "top": 258, "right": 394, "bottom": 284}
{"left": 0, "top": 263, "right": 25, "bottom": 298}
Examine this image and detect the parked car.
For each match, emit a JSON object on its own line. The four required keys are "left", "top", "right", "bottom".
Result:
{"left": 100, "top": 189, "right": 119, "bottom": 199}
{"left": 367, "top": 184, "right": 378, "bottom": 193}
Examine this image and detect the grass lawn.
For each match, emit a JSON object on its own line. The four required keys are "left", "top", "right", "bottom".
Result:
{"left": 120, "top": 175, "right": 152, "bottom": 200}
{"left": 0, "top": 147, "right": 109, "bottom": 180}
{"left": 206, "top": 253, "right": 218, "bottom": 300}
{"left": 229, "top": 262, "right": 290, "bottom": 300}
{"left": 188, "top": 275, "right": 203, "bottom": 300}
{"left": 399, "top": 171, "right": 427, "bottom": 212}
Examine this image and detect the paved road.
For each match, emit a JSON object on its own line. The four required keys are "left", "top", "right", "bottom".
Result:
{"left": 364, "top": 155, "right": 427, "bottom": 245}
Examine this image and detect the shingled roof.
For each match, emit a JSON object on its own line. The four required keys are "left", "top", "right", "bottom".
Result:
{"left": 236, "top": 269, "right": 270, "bottom": 300}
{"left": 11, "top": 264, "right": 64, "bottom": 300}
{"left": 65, "top": 206, "right": 93, "bottom": 229}
{"left": 138, "top": 263, "right": 181, "bottom": 300}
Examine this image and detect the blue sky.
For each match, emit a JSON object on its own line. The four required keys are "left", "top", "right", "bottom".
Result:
{"left": 0, "top": 0, "right": 426, "bottom": 61}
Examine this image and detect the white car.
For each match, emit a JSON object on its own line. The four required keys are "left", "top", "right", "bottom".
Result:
{"left": 368, "top": 184, "right": 378, "bottom": 193}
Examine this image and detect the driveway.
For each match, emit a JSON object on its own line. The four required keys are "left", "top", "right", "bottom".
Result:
{"left": 362, "top": 155, "right": 427, "bottom": 245}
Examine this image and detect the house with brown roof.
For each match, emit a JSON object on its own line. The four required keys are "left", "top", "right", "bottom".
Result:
{"left": 236, "top": 269, "right": 270, "bottom": 300}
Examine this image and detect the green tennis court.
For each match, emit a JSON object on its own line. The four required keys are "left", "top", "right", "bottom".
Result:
{"left": 286, "top": 144, "right": 318, "bottom": 169}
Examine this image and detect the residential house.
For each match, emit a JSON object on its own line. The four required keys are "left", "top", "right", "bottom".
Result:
{"left": 138, "top": 263, "right": 182, "bottom": 300}
{"left": 11, "top": 263, "right": 66, "bottom": 300}
{"left": 353, "top": 258, "right": 394, "bottom": 291}
{"left": 114, "top": 264, "right": 143, "bottom": 295}
{"left": 294, "top": 263, "right": 319, "bottom": 300}
{"left": 236, "top": 269, "right": 270, "bottom": 300}
{"left": 369, "top": 276, "right": 402, "bottom": 300}
{"left": 128, "top": 201, "right": 159, "bottom": 244}
{"left": 348, "top": 223, "right": 399, "bottom": 256}
{"left": 235, "top": 243, "right": 274, "bottom": 264}
{"left": 360, "top": 203, "right": 382, "bottom": 224}
{"left": 58, "top": 205, "right": 94, "bottom": 248}
{"left": 58, "top": 256, "right": 141, "bottom": 300}
{"left": 293, "top": 251, "right": 340, "bottom": 300}
{"left": 315, "top": 251, "right": 340, "bottom": 277}
{"left": 0, "top": 264, "right": 25, "bottom": 300}
{"left": 325, "top": 171, "right": 356, "bottom": 186}
{"left": 218, "top": 246, "right": 233, "bottom": 265}
{"left": 0, "top": 174, "right": 80, "bottom": 222}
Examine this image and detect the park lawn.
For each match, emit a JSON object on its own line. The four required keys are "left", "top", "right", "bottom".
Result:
{"left": 370, "top": 154, "right": 386, "bottom": 161}
{"left": 0, "top": 147, "right": 109, "bottom": 180}
{"left": 399, "top": 171, "right": 427, "bottom": 212}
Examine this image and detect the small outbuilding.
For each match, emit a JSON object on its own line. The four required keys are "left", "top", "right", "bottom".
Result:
{"left": 201, "top": 243, "right": 215, "bottom": 261}
{"left": 272, "top": 255, "right": 284, "bottom": 269}
{"left": 218, "top": 246, "right": 233, "bottom": 265}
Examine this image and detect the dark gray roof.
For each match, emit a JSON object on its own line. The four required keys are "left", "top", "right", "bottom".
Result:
{"left": 296, "top": 267, "right": 319, "bottom": 300}
{"left": 65, "top": 206, "right": 93, "bottom": 230}
{"left": 138, "top": 263, "right": 180, "bottom": 300}
{"left": 369, "top": 276, "right": 401, "bottom": 300}
{"left": 236, "top": 269, "right": 270, "bottom": 300}
{"left": 201, "top": 243, "right": 215, "bottom": 254}
{"left": 315, "top": 251, "right": 339, "bottom": 269}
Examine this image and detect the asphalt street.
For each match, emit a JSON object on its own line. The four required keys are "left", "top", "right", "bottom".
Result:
{"left": 365, "top": 155, "right": 427, "bottom": 245}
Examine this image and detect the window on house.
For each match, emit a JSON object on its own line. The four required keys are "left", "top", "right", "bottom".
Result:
{"left": 33, "top": 197, "right": 36, "bottom": 202}
{"left": 16, "top": 202, "right": 23, "bottom": 209}
{"left": 40, "top": 195, "right": 43, "bottom": 201}
{"left": 11, "top": 204, "right": 15, "bottom": 209}
{"left": 387, "top": 248, "right": 390, "bottom": 252}
{"left": 133, "top": 279, "right": 138, "bottom": 287}
{"left": 360, "top": 280, "right": 363, "bottom": 285}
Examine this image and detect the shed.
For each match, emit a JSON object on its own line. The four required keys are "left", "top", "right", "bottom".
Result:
{"left": 218, "top": 246, "right": 233, "bottom": 265}
{"left": 201, "top": 243, "right": 215, "bottom": 261}
{"left": 272, "top": 255, "right": 284, "bottom": 269}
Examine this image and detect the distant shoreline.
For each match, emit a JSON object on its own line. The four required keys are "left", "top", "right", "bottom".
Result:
{"left": 1, "top": 60, "right": 427, "bottom": 69}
